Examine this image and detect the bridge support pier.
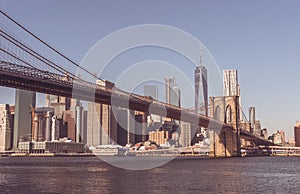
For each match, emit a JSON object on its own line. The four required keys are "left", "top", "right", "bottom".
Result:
{"left": 209, "top": 95, "right": 241, "bottom": 157}
{"left": 209, "top": 128, "right": 240, "bottom": 157}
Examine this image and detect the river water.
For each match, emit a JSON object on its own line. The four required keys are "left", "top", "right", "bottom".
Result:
{"left": 0, "top": 156, "right": 299, "bottom": 193}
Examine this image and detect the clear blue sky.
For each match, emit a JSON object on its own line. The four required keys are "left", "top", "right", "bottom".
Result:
{"left": 1, "top": 0, "right": 300, "bottom": 140}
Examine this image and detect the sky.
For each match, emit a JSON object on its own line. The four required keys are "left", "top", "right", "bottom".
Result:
{"left": 1, "top": 0, "right": 300, "bottom": 140}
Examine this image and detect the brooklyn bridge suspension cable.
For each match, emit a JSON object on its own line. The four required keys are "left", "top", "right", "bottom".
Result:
{"left": 0, "top": 9, "right": 103, "bottom": 81}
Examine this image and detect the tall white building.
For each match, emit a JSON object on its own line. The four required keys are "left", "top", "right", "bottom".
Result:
{"left": 144, "top": 84, "right": 162, "bottom": 132}
{"left": 164, "top": 77, "right": 181, "bottom": 107}
{"left": 223, "top": 69, "right": 243, "bottom": 121}
{"left": 170, "top": 84, "right": 181, "bottom": 107}
{"left": 249, "top": 106, "right": 255, "bottom": 133}
{"left": 179, "top": 122, "right": 192, "bottom": 147}
{"left": 0, "top": 104, "right": 13, "bottom": 151}
{"left": 144, "top": 85, "right": 158, "bottom": 99}
{"left": 223, "top": 70, "right": 240, "bottom": 96}
{"left": 164, "top": 77, "right": 175, "bottom": 104}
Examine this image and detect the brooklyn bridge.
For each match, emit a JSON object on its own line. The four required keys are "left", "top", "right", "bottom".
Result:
{"left": 0, "top": 10, "right": 273, "bottom": 157}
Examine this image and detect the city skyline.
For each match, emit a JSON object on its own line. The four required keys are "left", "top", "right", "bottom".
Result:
{"left": 1, "top": 1, "right": 300, "bottom": 140}
{"left": 1, "top": 2, "right": 300, "bottom": 193}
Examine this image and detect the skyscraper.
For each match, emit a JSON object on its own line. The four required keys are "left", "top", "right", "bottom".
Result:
{"left": 195, "top": 66, "right": 208, "bottom": 115}
{"left": 0, "top": 104, "right": 13, "bottom": 151}
{"left": 170, "top": 84, "right": 181, "bottom": 107}
{"left": 144, "top": 85, "right": 158, "bottom": 99}
{"left": 46, "top": 94, "right": 85, "bottom": 143}
{"left": 46, "top": 94, "right": 71, "bottom": 119}
{"left": 63, "top": 110, "right": 76, "bottom": 141}
{"left": 116, "top": 108, "right": 128, "bottom": 146}
{"left": 87, "top": 79, "right": 117, "bottom": 147}
{"left": 13, "top": 89, "right": 36, "bottom": 149}
{"left": 164, "top": 77, "right": 175, "bottom": 104}
{"left": 32, "top": 107, "right": 54, "bottom": 142}
{"left": 294, "top": 121, "right": 300, "bottom": 147}
{"left": 164, "top": 77, "right": 181, "bottom": 107}
{"left": 223, "top": 70, "right": 240, "bottom": 96}
{"left": 87, "top": 102, "right": 117, "bottom": 146}
{"left": 134, "top": 112, "right": 148, "bottom": 143}
{"left": 249, "top": 106, "right": 255, "bottom": 133}
{"left": 144, "top": 84, "right": 161, "bottom": 135}
{"left": 254, "top": 120, "right": 261, "bottom": 137}
{"left": 81, "top": 110, "right": 88, "bottom": 144}
{"left": 179, "top": 122, "right": 192, "bottom": 147}
{"left": 223, "top": 69, "right": 243, "bottom": 121}
{"left": 127, "top": 109, "right": 135, "bottom": 145}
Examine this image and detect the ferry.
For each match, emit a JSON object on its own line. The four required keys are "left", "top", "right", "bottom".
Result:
{"left": 90, "top": 145, "right": 127, "bottom": 156}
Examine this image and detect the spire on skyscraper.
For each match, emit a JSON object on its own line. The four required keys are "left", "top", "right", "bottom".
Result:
{"left": 199, "top": 47, "right": 203, "bottom": 67}
{"left": 194, "top": 49, "right": 208, "bottom": 116}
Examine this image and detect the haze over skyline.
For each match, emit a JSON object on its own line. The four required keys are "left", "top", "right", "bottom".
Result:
{"left": 1, "top": 1, "right": 300, "bottom": 140}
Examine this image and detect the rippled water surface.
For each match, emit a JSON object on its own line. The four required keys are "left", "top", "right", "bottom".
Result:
{"left": 0, "top": 156, "right": 299, "bottom": 193}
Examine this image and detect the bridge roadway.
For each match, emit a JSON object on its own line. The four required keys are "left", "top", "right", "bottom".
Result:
{"left": 240, "top": 130, "right": 273, "bottom": 146}
{"left": 0, "top": 61, "right": 228, "bottom": 130}
{"left": 0, "top": 61, "right": 273, "bottom": 146}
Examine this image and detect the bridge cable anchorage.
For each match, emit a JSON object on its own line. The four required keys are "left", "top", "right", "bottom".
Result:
{"left": 0, "top": 9, "right": 103, "bottom": 82}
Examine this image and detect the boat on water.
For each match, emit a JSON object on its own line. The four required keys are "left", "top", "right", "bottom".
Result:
{"left": 90, "top": 145, "right": 127, "bottom": 156}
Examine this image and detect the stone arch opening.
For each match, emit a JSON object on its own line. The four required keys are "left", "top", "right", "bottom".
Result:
{"left": 225, "top": 105, "right": 232, "bottom": 124}
{"left": 214, "top": 105, "right": 221, "bottom": 121}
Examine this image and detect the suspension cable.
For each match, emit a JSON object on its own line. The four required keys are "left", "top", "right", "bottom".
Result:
{"left": 0, "top": 9, "right": 103, "bottom": 81}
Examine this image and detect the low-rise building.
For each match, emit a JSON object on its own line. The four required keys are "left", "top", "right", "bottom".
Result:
{"left": 271, "top": 130, "right": 286, "bottom": 145}
{"left": 149, "top": 130, "right": 169, "bottom": 146}
{"left": 288, "top": 137, "right": 295, "bottom": 147}
{"left": 18, "top": 141, "right": 85, "bottom": 154}
{"left": 0, "top": 104, "right": 13, "bottom": 151}
{"left": 261, "top": 128, "right": 268, "bottom": 139}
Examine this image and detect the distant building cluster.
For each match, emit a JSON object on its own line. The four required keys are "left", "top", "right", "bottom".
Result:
{"left": 0, "top": 89, "right": 87, "bottom": 153}
{"left": 1, "top": 52, "right": 299, "bottom": 156}
{"left": 0, "top": 74, "right": 202, "bottom": 154}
